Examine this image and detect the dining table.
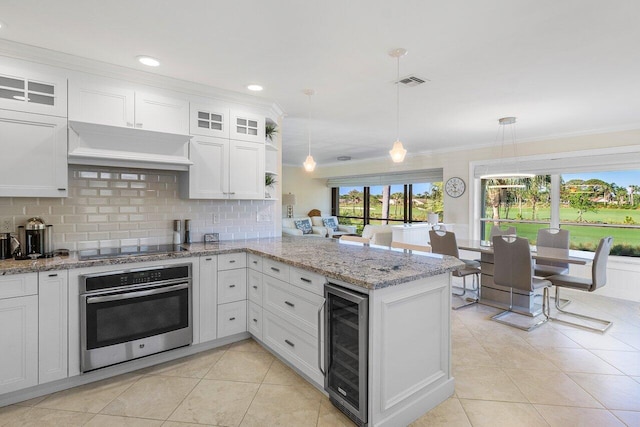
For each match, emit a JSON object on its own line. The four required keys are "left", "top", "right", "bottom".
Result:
{"left": 456, "top": 239, "right": 593, "bottom": 315}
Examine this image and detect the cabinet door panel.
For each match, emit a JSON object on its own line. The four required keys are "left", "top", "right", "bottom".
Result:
{"left": 230, "top": 110, "right": 265, "bottom": 143}
{"left": 217, "top": 301, "right": 247, "bottom": 338}
{"left": 229, "top": 140, "right": 265, "bottom": 200}
{"left": 218, "top": 269, "right": 247, "bottom": 304}
{"left": 68, "top": 76, "right": 135, "bottom": 127}
{"left": 0, "top": 295, "right": 38, "bottom": 394}
{"left": 248, "top": 301, "right": 262, "bottom": 340}
{"left": 135, "top": 91, "right": 189, "bottom": 134}
{"left": 191, "top": 103, "right": 229, "bottom": 138}
{"left": 199, "top": 256, "right": 218, "bottom": 342}
{"left": 248, "top": 269, "right": 263, "bottom": 305}
{"left": 39, "top": 270, "right": 68, "bottom": 384}
{"left": 0, "top": 110, "right": 68, "bottom": 197}
{"left": 188, "top": 136, "right": 229, "bottom": 199}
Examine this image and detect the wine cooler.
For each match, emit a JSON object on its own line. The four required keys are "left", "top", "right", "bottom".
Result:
{"left": 324, "top": 283, "right": 369, "bottom": 426}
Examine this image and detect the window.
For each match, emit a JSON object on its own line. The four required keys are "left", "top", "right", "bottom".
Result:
{"left": 333, "top": 182, "right": 443, "bottom": 234}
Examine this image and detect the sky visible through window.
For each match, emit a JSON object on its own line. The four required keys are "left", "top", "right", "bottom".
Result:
{"left": 562, "top": 170, "right": 640, "bottom": 187}
{"left": 339, "top": 183, "right": 434, "bottom": 196}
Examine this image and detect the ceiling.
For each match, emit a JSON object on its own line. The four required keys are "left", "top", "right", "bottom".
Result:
{"left": 2, "top": 0, "right": 640, "bottom": 167}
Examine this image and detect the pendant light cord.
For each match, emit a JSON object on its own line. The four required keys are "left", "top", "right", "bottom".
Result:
{"left": 307, "top": 93, "right": 312, "bottom": 156}
{"left": 396, "top": 56, "right": 400, "bottom": 141}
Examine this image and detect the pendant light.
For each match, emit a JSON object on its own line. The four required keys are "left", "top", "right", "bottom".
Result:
{"left": 389, "top": 48, "right": 408, "bottom": 163}
{"left": 302, "top": 89, "right": 317, "bottom": 172}
{"left": 480, "top": 116, "right": 534, "bottom": 187}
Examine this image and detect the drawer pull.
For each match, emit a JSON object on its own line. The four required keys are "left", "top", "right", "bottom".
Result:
{"left": 285, "top": 339, "right": 295, "bottom": 347}
{"left": 253, "top": 260, "right": 258, "bottom": 264}
{"left": 271, "top": 267, "right": 280, "bottom": 272}
{"left": 300, "top": 277, "right": 312, "bottom": 283}
{"left": 205, "top": 257, "right": 212, "bottom": 261}
{"left": 285, "top": 300, "right": 295, "bottom": 308}
{"left": 229, "top": 284, "right": 236, "bottom": 288}
{"left": 252, "top": 285, "right": 258, "bottom": 289}
{"left": 229, "top": 317, "right": 236, "bottom": 321}
{"left": 48, "top": 273, "right": 58, "bottom": 277}
{"left": 229, "top": 260, "right": 236, "bottom": 263}
{"left": 253, "top": 318, "right": 258, "bottom": 323}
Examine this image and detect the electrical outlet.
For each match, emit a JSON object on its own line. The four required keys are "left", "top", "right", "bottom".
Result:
{"left": 212, "top": 213, "right": 220, "bottom": 224}
{"left": 0, "top": 217, "right": 13, "bottom": 233}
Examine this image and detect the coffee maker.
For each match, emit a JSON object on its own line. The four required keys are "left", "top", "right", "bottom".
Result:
{"left": 19, "top": 217, "right": 53, "bottom": 258}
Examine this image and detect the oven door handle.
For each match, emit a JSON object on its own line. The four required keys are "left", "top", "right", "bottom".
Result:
{"left": 86, "top": 283, "right": 189, "bottom": 304}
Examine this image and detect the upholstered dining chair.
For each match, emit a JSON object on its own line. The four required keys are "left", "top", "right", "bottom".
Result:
{"left": 546, "top": 236, "right": 614, "bottom": 332}
{"left": 429, "top": 228, "right": 480, "bottom": 309}
{"left": 489, "top": 225, "right": 517, "bottom": 239}
{"left": 491, "top": 235, "right": 551, "bottom": 331}
{"left": 534, "top": 228, "right": 570, "bottom": 277}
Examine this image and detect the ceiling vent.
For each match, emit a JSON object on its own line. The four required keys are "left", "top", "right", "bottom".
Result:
{"left": 395, "top": 75, "right": 430, "bottom": 87}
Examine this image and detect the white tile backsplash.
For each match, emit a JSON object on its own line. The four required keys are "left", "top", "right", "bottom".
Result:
{"left": 1, "top": 166, "right": 276, "bottom": 251}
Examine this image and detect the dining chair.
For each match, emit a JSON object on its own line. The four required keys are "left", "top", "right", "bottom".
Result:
{"left": 491, "top": 235, "right": 551, "bottom": 331}
{"left": 429, "top": 229, "right": 480, "bottom": 309}
{"left": 546, "top": 236, "right": 613, "bottom": 332}
{"left": 534, "top": 228, "right": 570, "bottom": 277}
{"left": 489, "top": 225, "right": 517, "bottom": 239}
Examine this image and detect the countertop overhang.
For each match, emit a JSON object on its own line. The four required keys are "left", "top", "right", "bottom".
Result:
{"left": 0, "top": 237, "right": 464, "bottom": 290}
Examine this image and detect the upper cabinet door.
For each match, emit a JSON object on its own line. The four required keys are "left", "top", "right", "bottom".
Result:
{"left": 135, "top": 91, "right": 189, "bottom": 135}
{"left": 0, "top": 57, "right": 67, "bottom": 118}
{"left": 188, "top": 135, "right": 229, "bottom": 199}
{"left": 191, "top": 102, "right": 229, "bottom": 138}
{"left": 229, "top": 140, "right": 265, "bottom": 199}
{"left": 230, "top": 109, "right": 265, "bottom": 143}
{"left": 68, "top": 75, "right": 135, "bottom": 128}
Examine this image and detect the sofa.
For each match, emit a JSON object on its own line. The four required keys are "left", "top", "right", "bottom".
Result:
{"left": 310, "top": 215, "right": 357, "bottom": 238}
{"left": 282, "top": 217, "right": 327, "bottom": 237}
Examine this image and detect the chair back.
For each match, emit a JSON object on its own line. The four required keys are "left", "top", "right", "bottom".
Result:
{"left": 492, "top": 235, "right": 535, "bottom": 292}
{"left": 490, "top": 225, "right": 517, "bottom": 239}
{"left": 536, "top": 228, "right": 570, "bottom": 269}
{"left": 591, "top": 236, "right": 613, "bottom": 290}
{"left": 429, "top": 230, "right": 460, "bottom": 258}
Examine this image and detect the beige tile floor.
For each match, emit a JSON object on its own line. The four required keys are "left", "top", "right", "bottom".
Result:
{"left": 0, "top": 287, "right": 638, "bottom": 426}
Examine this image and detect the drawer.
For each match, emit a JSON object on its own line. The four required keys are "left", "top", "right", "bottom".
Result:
{"left": 263, "top": 275, "right": 324, "bottom": 338}
{"left": 247, "top": 269, "right": 263, "bottom": 306}
{"left": 218, "top": 252, "right": 247, "bottom": 270}
{"left": 0, "top": 273, "right": 38, "bottom": 299}
{"left": 480, "top": 261, "right": 494, "bottom": 276}
{"left": 289, "top": 267, "right": 326, "bottom": 296}
{"left": 262, "top": 310, "right": 323, "bottom": 387}
{"left": 218, "top": 269, "right": 247, "bottom": 304}
{"left": 247, "top": 253, "right": 263, "bottom": 271}
{"left": 217, "top": 301, "right": 247, "bottom": 338}
{"left": 247, "top": 301, "right": 262, "bottom": 340}
{"left": 262, "top": 258, "right": 290, "bottom": 281}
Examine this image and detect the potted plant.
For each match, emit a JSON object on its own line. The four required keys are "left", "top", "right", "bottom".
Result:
{"left": 265, "top": 123, "right": 278, "bottom": 142}
{"left": 265, "top": 173, "right": 277, "bottom": 198}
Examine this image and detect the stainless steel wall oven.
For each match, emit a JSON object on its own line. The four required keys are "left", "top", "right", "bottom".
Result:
{"left": 80, "top": 263, "right": 192, "bottom": 372}
{"left": 325, "top": 283, "right": 369, "bottom": 426}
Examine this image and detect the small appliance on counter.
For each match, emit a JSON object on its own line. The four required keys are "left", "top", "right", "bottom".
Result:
{"left": 17, "top": 217, "right": 54, "bottom": 259}
{"left": 0, "top": 233, "right": 20, "bottom": 260}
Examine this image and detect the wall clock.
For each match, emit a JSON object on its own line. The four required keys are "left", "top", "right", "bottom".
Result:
{"left": 445, "top": 177, "right": 466, "bottom": 198}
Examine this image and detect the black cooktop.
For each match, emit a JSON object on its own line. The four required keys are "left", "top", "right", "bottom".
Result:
{"left": 78, "top": 244, "right": 188, "bottom": 261}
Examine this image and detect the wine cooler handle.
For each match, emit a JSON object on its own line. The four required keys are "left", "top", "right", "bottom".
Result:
{"left": 317, "top": 298, "right": 326, "bottom": 376}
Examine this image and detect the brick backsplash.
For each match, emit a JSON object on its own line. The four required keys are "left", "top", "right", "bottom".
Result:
{"left": 0, "top": 166, "right": 276, "bottom": 251}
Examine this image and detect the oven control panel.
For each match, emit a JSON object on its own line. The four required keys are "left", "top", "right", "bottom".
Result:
{"left": 81, "top": 264, "right": 191, "bottom": 293}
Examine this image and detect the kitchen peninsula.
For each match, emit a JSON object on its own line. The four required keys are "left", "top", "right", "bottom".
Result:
{"left": 0, "top": 236, "right": 463, "bottom": 426}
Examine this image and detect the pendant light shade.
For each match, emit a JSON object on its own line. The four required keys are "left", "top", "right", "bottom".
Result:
{"left": 389, "top": 48, "right": 408, "bottom": 163}
{"left": 302, "top": 89, "right": 316, "bottom": 172}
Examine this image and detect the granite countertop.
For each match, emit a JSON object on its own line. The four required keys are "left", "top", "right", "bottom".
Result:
{"left": 0, "top": 237, "right": 464, "bottom": 290}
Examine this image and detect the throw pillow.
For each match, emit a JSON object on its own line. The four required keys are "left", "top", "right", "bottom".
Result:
{"left": 323, "top": 217, "right": 339, "bottom": 232}
{"left": 294, "top": 219, "right": 313, "bottom": 234}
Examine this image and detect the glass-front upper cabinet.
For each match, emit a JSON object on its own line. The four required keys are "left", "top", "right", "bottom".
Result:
{"left": 190, "top": 101, "right": 229, "bottom": 138}
{"left": 230, "top": 109, "right": 265, "bottom": 143}
{"left": 0, "top": 56, "right": 67, "bottom": 117}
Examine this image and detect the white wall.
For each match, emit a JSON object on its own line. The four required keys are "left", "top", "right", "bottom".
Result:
{"left": 282, "top": 165, "right": 331, "bottom": 218}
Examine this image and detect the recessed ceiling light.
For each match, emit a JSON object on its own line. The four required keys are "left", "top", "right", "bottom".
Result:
{"left": 13, "top": 95, "right": 29, "bottom": 101}
{"left": 0, "top": 21, "right": 6, "bottom": 30}
{"left": 337, "top": 156, "right": 352, "bottom": 161}
{"left": 137, "top": 56, "right": 160, "bottom": 67}
{"left": 247, "top": 84, "right": 263, "bottom": 91}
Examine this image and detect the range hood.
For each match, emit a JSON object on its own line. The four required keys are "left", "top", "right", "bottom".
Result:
{"left": 68, "top": 121, "right": 193, "bottom": 171}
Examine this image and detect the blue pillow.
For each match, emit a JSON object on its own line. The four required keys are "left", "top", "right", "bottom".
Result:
{"left": 323, "top": 217, "right": 339, "bottom": 232}
{"left": 294, "top": 219, "right": 313, "bottom": 234}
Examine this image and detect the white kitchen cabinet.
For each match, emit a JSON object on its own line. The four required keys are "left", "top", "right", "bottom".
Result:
{"left": 217, "top": 301, "right": 247, "bottom": 338}
{"left": 247, "top": 268, "right": 263, "bottom": 305}
{"left": 247, "top": 301, "right": 263, "bottom": 341}
{"left": 218, "top": 252, "right": 247, "bottom": 270}
{"left": 218, "top": 269, "right": 247, "bottom": 304}
{"left": 38, "top": 270, "right": 68, "bottom": 384}
{"left": 182, "top": 135, "right": 265, "bottom": 200}
{"left": 190, "top": 102, "right": 229, "bottom": 138}
{"left": 0, "top": 110, "right": 68, "bottom": 197}
{"left": 247, "top": 253, "right": 263, "bottom": 271}
{"left": 0, "top": 273, "right": 38, "bottom": 395}
{"left": 68, "top": 75, "right": 189, "bottom": 134}
{"left": 0, "top": 56, "right": 67, "bottom": 117}
{"left": 230, "top": 110, "right": 265, "bottom": 143}
{"left": 199, "top": 255, "right": 218, "bottom": 343}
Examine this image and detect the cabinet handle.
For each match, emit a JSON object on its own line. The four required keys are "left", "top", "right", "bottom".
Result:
{"left": 229, "top": 192, "right": 236, "bottom": 195}
{"left": 229, "top": 260, "right": 236, "bottom": 263}
{"left": 229, "top": 284, "right": 236, "bottom": 288}
{"left": 285, "top": 339, "right": 295, "bottom": 347}
{"left": 253, "top": 318, "right": 258, "bottom": 323}
{"left": 57, "top": 188, "right": 66, "bottom": 191}
{"left": 48, "top": 273, "right": 58, "bottom": 277}
{"left": 285, "top": 300, "right": 295, "bottom": 308}
{"left": 126, "top": 122, "right": 133, "bottom": 127}
{"left": 229, "top": 317, "right": 236, "bottom": 321}
{"left": 205, "top": 257, "right": 212, "bottom": 261}
{"left": 271, "top": 267, "right": 280, "bottom": 273}
{"left": 252, "top": 285, "right": 258, "bottom": 289}
{"left": 135, "top": 123, "right": 143, "bottom": 128}
{"left": 318, "top": 299, "right": 326, "bottom": 376}
{"left": 300, "top": 277, "right": 312, "bottom": 283}
{"left": 253, "top": 260, "right": 258, "bottom": 264}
